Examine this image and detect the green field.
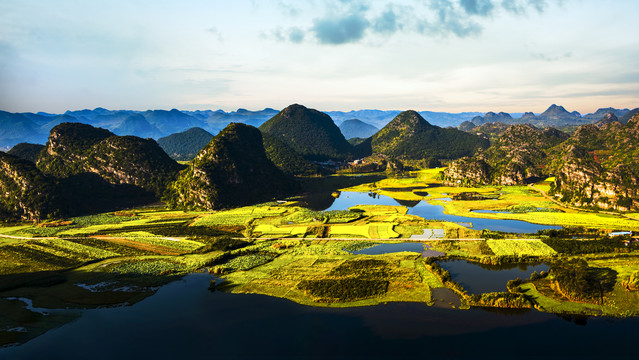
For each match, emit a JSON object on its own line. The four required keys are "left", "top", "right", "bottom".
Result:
{"left": 2, "top": 166, "right": 639, "bottom": 348}
{"left": 221, "top": 248, "right": 435, "bottom": 307}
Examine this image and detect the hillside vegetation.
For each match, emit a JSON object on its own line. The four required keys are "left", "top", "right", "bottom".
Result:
{"left": 446, "top": 114, "right": 639, "bottom": 211}
{"left": 548, "top": 113, "right": 639, "bottom": 210}
{"left": 165, "top": 123, "right": 298, "bottom": 210}
{"left": 157, "top": 127, "right": 214, "bottom": 161}
{"left": 259, "top": 104, "right": 353, "bottom": 161}
{"left": 445, "top": 124, "right": 568, "bottom": 185}
{"left": 371, "top": 110, "right": 489, "bottom": 160}
{"left": 37, "top": 123, "right": 184, "bottom": 197}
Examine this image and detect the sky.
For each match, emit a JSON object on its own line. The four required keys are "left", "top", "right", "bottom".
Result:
{"left": 1, "top": 0, "right": 638, "bottom": 114}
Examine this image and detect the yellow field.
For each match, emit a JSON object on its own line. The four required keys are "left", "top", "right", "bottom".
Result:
{"left": 486, "top": 239, "right": 557, "bottom": 256}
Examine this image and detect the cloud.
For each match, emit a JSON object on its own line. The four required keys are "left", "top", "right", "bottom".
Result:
{"left": 263, "top": 27, "right": 305, "bottom": 44}
{"left": 312, "top": 14, "right": 370, "bottom": 44}
{"left": 272, "top": 0, "right": 552, "bottom": 45}
{"left": 278, "top": 1, "right": 302, "bottom": 17}
{"left": 460, "top": 0, "right": 495, "bottom": 16}
{"left": 532, "top": 51, "right": 573, "bottom": 62}
{"left": 206, "top": 27, "right": 223, "bottom": 42}
{"left": 502, "top": 0, "right": 546, "bottom": 14}
{"left": 289, "top": 27, "right": 305, "bottom": 43}
{"left": 420, "top": 0, "right": 483, "bottom": 38}
{"left": 373, "top": 9, "right": 400, "bottom": 34}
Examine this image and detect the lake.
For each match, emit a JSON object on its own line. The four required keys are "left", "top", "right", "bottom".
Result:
{"left": 316, "top": 191, "right": 560, "bottom": 233}
{"left": 438, "top": 259, "right": 550, "bottom": 294}
{"left": 347, "top": 242, "right": 446, "bottom": 257}
{"left": 2, "top": 272, "right": 637, "bottom": 359}
{"left": 348, "top": 242, "right": 425, "bottom": 255}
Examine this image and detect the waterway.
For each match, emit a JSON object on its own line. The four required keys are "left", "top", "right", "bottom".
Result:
{"left": 2, "top": 273, "right": 636, "bottom": 359}
{"left": 316, "top": 191, "right": 560, "bottom": 233}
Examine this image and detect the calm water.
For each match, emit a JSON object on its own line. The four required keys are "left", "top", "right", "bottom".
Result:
{"left": 439, "top": 260, "right": 550, "bottom": 294}
{"left": 2, "top": 273, "right": 637, "bottom": 359}
{"left": 349, "top": 242, "right": 425, "bottom": 255}
{"left": 320, "top": 191, "right": 560, "bottom": 233}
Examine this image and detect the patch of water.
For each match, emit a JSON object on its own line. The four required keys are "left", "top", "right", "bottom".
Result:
{"left": 348, "top": 242, "right": 424, "bottom": 255}
{"left": 5, "top": 297, "right": 51, "bottom": 316}
{"left": 438, "top": 260, "right": 550, "bottom": 294}
{"left": 317, "top": 191, "right": 559, "bottom": 233}
{"left": 3, "top": 273, "right": 639, "bottom": 359}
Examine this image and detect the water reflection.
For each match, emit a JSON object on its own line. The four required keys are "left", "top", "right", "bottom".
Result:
{"left": 302, "top": 191, "right": 559, "bottom": 233}
{"left": 348, "top": 242, "right": 424, "bottom": 255}
{"left": 3, "top": 273, "right": 638, "bottom": 359}
{"left": 438, "top": 260, "right": 550, "bottom": 294}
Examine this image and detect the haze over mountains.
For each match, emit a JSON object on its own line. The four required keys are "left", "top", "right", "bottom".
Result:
{"left": 338, "top": 119, "right": 379, "bottom": 140}
{"left": 468, "top": 105, "right": 634, "bottom": 127}
{"left": 2, "top": 104, "right": 632, "bottom": 150}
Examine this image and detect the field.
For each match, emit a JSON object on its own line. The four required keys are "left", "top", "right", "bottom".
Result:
{"left": 486, "top": 239, "right": 557, "bottom": 256}
{"left": 3, "top": 169, "right": 639, "bottom": 346}
{"left": 219, "top": 240, "right": 439, "bottom": 307}
{"left": 345, "top": 169, "right": 639, "bottom": 231}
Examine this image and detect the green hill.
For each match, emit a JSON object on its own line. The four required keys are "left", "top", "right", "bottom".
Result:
{"left": 371, "top": 110, "right": 488, "bottom": 160}
{"left": 261, "top": 133, "right": 319, "bottom": 176}
{"left": 7, "top": 143, "right": 45, "bottom": 163}
{"left": 37, "top": 122, "right": 184, "bottom": 197}
{"left": 157, "top": 127, "right": 214, "bottom": 161}
{"left": 165, "top": 123, "right": 299, "bottom": 210}
{"left": 619, "top": 108, "right": 639, "bottom": 124}
{"left": 259, "top": 104, "right": 353, "bottom": 161}
{"left": 470, "top": 122, "right": 510, "bottom": 144}
{"left": 444, "top": 115, "right": 639, "bottom": 211}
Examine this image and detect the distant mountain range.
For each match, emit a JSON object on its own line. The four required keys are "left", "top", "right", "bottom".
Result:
{"left": 1, "top": 105, "right": 634, "bottom": 149}
{"left": 338, "top": 119, "right": 379, "bottom": 140}
{"left": 0, "top": 108, "right": 279, "bottom": 149}
{"left": 468, "top": 105, "right": 634, "bottom": 127}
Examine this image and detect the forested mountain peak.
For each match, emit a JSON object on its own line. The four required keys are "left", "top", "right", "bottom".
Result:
{"left": 165, "top": 123, "right": 298, "bottom": 210}
{"left": 259, "top": 104, "right": 353, "bottom": 161}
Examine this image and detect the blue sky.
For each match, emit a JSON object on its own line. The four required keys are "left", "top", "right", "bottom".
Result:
{"left": 1, "top": 0, "right": 638, "bottom": 113}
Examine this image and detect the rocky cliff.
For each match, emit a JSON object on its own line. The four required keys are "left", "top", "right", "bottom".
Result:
{"left": 445, "top": 124, "right": 567, "bottom": 185}
{"left": 549, "top": 114, "right": 639, "bottom": 211}
{"left": 0, "top": 152, "right": 59, "bottom": 221}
